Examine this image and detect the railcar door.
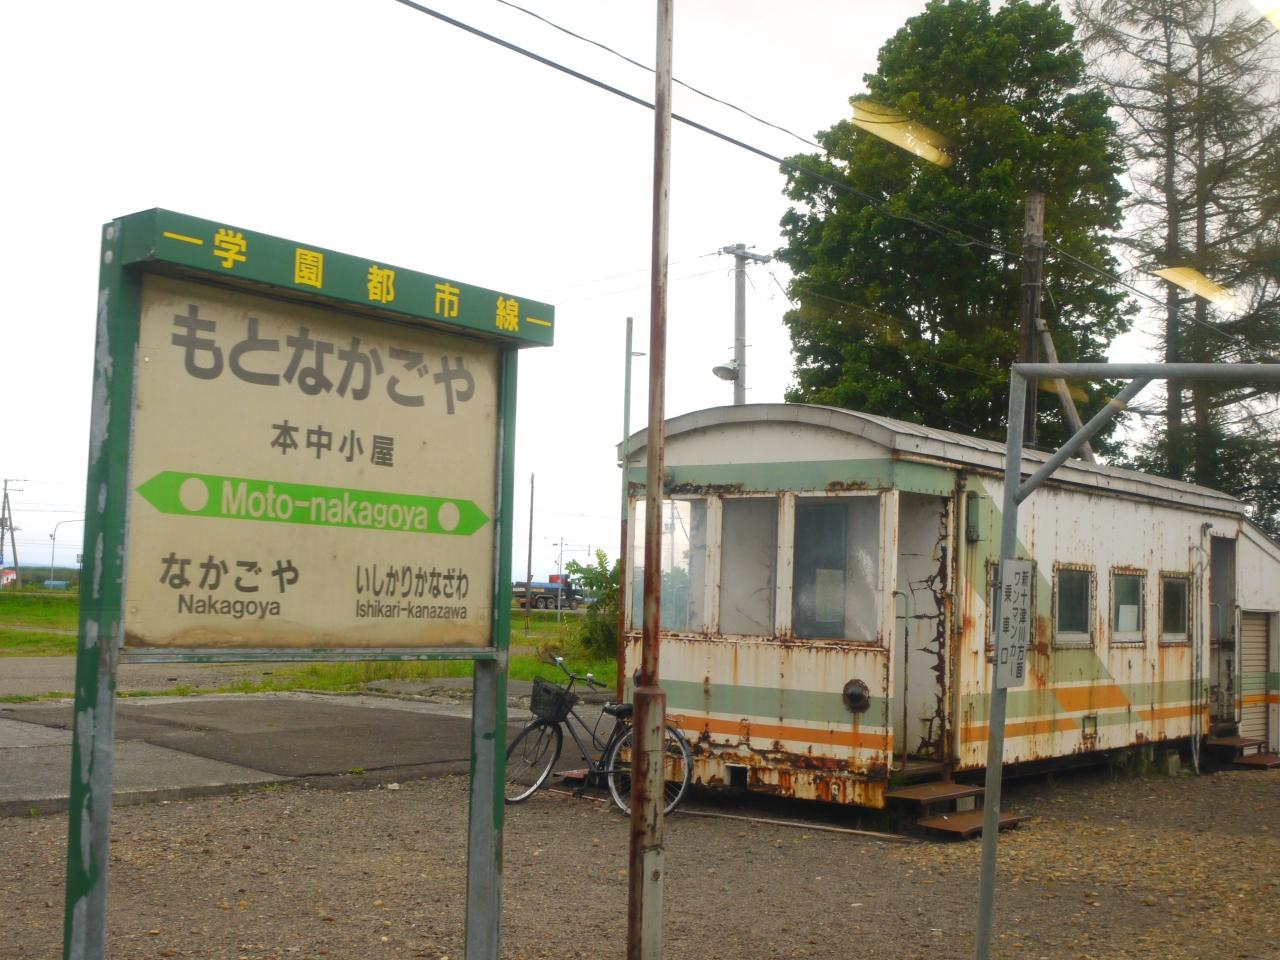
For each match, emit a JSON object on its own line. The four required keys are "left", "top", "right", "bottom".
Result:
{"left": 1239, "top": 612, "right": 1272, "bottom": 744}
{"left": 892, "top": 492, "right": 951, "bottom": 759}
{"left": 1209, "top": 538, "right": 1237, "bottom": 724}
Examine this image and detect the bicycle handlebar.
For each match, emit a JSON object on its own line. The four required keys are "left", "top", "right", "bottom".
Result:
{"left": 553, "top": 655, "right": 607, "bottom": 690}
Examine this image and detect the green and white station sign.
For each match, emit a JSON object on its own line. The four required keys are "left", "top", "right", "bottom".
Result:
{"left": 65, "top": 208, "right": 549, "bottom": 960}
{"left": 109, "top": 209, "right": 551, "bottom": 654}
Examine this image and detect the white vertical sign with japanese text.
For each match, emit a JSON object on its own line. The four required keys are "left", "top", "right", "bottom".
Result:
{"left": 124, "top": 276, "right": 499, "bottom": 650}
{"left": 993, "top": 559, "right": 1033, "bottom": 689}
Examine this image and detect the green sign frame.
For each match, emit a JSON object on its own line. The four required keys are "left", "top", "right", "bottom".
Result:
{"left": 63, "top": 209, "right": 544, "bottom": 959}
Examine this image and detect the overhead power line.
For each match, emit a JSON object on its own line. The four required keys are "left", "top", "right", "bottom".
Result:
{"left": 489, "top": 0, "right": 828, "bottom": 150}
{"left": 556, "top": 265, "right": 727, "bottom": 306}
{"left": 397, "top": 1, "right": 1272, "bottom": 370}
{"left": 553, "top": 250, "right": 718, "bottom": 291}
{"left": 1046, "top": 242, "right": 1276, "bottom": 364}
{"left": 389, "top": 0, "right": 1022, "bottom": 264}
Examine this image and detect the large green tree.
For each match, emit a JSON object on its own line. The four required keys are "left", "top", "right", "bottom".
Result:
{"left": 1071, "top": 0, "right": 1280, "bottom": 533}
{"left": 778, "top": 0, "right": 1131, "bottom": 446}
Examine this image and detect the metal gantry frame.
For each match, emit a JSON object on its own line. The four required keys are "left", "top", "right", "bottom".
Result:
{"left": 975, "top": 361, "right": 1280, "bottom": 960}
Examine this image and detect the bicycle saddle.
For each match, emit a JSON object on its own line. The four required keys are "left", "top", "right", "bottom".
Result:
{"left": 602, "top": 702, "right": 634, "bottom": 719}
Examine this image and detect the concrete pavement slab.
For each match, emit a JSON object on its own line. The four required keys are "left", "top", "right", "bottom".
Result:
{"left": 0, "top": 716, "right": 72, "bottom": 747}
{"left": 0, "top": 686, "right": 606, "bottom": 817}
{"left": 0, "top": 734, "right": 281, "bottom": 817}
{"left": 2, "top": 693, "right": 482, "bottom": 779}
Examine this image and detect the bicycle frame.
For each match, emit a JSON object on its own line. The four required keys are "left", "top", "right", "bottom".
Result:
{"left": 559, "top": 702, "right": 627, "bottom": 776}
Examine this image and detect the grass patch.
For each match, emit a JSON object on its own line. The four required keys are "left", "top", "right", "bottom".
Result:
{"left": 0, "top": 592, "right": 79, "bottom": 630}
{"left": 0, "top": 630, "right": 77, "bottom": 657}
{"left": 202, "top": 651, "right": 618, "bottom": 696}
{"left": 0, "top": 593, "right": 616, "bottom": 695}
{"left": 0, "top": 691, "right": 72, "bottom": 703}
{"left": 507, "top": 608, "right": 583, "bottom": 648}
{"left": 23, "top": 652, "right": 620, "bottom": 702}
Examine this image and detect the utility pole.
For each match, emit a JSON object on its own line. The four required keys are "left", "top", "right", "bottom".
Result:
{"left": 1018, "top": 194, "right": 1045, "bottom": 447}
{"left": 1018, "top": 194, "right": 1096, "bottom": 462}
{"left": 619, "top": 316, "right": 645, "bottom": 699}
{"left": 555, "top": 536, "right": 564, "bottom": 622}
{"left": 719, "top": 243, "right": 771, "bottom": 405}
{"left": 1, "top": 479, "right": 26, "bottom": 587}
{"left": 630, "top": 0, "right": 672, "bottom": 956}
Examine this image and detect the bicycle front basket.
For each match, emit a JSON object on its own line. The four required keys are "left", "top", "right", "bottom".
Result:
{"left": 530, "top": 677, "right": 577, "bottom": 723}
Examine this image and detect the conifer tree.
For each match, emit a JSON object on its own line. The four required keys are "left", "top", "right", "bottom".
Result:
{"left": 1071, "top": 0, "right": 1280, "bottom": 531}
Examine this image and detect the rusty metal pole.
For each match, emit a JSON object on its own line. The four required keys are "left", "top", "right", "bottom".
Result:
{"left": 618, "top": 316, "right": 635, "bottom": 700}
{"left": 627, "top": 3, "right": 671, "bottom": 959}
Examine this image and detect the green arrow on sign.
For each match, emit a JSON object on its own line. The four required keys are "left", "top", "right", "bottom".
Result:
{"left": 135, "top": 471, "right": 489, "bottom": 537}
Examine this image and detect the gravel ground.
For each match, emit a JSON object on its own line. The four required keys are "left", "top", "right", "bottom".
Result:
{"left": 4, "top": 765, "right": 1279, "bottom": 959}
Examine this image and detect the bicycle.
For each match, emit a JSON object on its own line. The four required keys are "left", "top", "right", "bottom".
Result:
{"left": 504, "top": 657, "right": 693, "bottom": 815}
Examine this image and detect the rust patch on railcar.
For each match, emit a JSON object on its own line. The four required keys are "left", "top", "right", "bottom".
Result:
{"left": 904, "top": 496, "right": 951, "bottom": 759}
{"left": 825, "top": 479, "right": 871, "bottom": 492}
{"left": 691, "top": 735, "right": 892, "bottom": 807}
{"left": 664, "top": 481, "right": 745, "bottom": 496}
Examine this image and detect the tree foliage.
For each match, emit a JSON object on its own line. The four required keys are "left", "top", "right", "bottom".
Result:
{"left": 565, "top": 550, "right": 620, "bottom": 658}
{"left": 1071, "top": 0, "right": 1280, "bottom": 534}
{"left": 778, "top": 0, "right": 1132, "bottom": 447}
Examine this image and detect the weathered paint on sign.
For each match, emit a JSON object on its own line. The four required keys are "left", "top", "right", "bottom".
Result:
{"left": 127, "top": 209, "right": 554, "bottom": 347}
{"left": 124, "top": 276, "right": 498, "bottom": 649}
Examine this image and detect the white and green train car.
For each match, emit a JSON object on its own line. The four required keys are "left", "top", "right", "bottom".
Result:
{"left": 620, "top": 404, "right": 1280, "bottom": 809}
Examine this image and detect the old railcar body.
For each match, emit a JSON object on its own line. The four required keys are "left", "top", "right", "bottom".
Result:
{"left": 620, "top": 404, "right": 1280, "bottom": 808}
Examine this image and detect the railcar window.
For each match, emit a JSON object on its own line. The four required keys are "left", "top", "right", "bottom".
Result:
{"left": 720, "top": 498, "right": 778, "bottom": 636}
{"left": 1161, "top": 576, "right": 1190, "bottom": 642}
{"left": 792, "top": 496, "right": 879, "bottom": 642}
{"left": 1055, "top": 566, "right": 1093, "bottom": 646}
{"left": 1111, "top": 572, "right": 1144, "bottom": 642}
{"left": 630, "top": 498, "right": 708, "bottom": 632}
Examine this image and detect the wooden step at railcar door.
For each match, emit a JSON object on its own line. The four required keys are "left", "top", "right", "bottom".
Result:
{"left": 886, "top": 781, "right": 984, "bottom": 813}
{"left": 886, "top": 779, "right": 1027, "bottom": 837}
{"left": 1234, "top": 753, "right": 1280, "bottom": 769}
{"left": 916, "top": 809, "right": 1027, "bottom": 839}
{"left": 1205, "top": 734, "right": 1266, "bottom": 760}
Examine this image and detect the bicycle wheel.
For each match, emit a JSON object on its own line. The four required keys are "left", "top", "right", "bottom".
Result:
{"left": 606, "top": 723, "right": 692, "bottom": 816}
{"left": 504, "top": 720, "right": 563, "bottom": 803}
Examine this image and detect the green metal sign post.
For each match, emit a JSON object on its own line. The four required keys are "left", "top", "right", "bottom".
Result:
{"left": 63, "top": 209, "right": 551, "bottom": 959}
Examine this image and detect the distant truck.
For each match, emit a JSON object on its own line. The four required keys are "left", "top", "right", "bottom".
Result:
{"left": 513, "top": 576, "right": 582, "bottom": 610}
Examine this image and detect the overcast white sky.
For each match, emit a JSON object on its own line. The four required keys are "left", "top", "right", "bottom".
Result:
{"left": 3, "top": 0, "right": 1169, "bottom": 579}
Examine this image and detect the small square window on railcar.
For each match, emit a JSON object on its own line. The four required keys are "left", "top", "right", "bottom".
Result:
{"left": 1055, "top": 566, "right": 1093, "bottom": 647}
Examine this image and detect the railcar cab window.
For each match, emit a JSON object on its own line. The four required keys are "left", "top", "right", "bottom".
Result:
{"left": 1054, "top": 565, "right": 1094, "bottom": 648}
{"left": 719, "top": 498, "right": 778, "bottom": 636}
{"left": 631, "top": 498, "right": 708, "bottom": 632}
{"left": 791, "top": 495, "right": 879, "bottom": 642}
{"left": 1160, "top": 575, "right": 1191, "bottom": 644}
{"left": 1111, "top": 570, "right": 1145, "bottom": 644}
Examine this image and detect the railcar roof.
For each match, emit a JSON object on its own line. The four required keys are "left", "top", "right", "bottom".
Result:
{"left": 623, "top": 403, "right": 1245, "bottom": 515}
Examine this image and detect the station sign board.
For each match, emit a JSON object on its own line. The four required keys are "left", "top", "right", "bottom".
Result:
{"left": 66, "top": 208, "right": 551, "bottom": 959}
{"left": 98, "top": 209, "right": 553, "bottom": 657}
